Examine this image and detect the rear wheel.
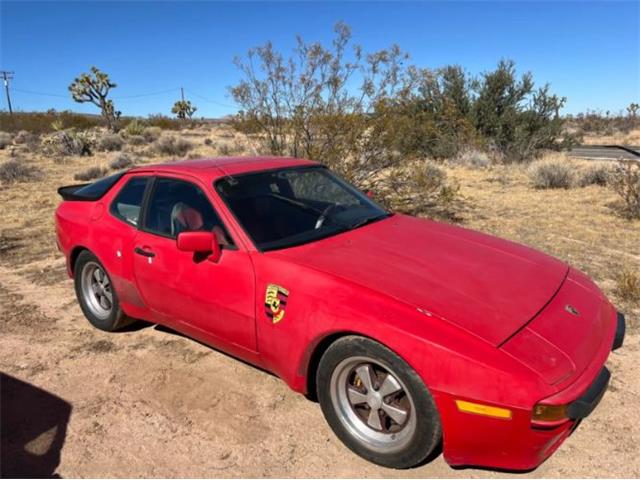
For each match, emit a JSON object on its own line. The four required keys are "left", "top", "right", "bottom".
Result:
{"left": 317, "top": 336, "right": 441, "bottom": 469}
{"left": 74, "top": 250, "right": 132, "bottom": 331}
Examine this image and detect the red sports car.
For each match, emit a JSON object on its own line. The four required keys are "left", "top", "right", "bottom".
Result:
{"left": 55, "top": 157, "right": 625, "bottom": 470}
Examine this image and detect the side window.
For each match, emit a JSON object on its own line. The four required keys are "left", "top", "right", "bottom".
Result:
{"left": 110, "top": 177, "right": 149, "bottom": 226}
{"left": 144, "top": 177, "right": 234, "bottom": 246}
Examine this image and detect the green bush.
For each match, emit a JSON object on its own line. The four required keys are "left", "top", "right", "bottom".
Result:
{"left": 123, "top": 120, "right": 145, "bottom": 137}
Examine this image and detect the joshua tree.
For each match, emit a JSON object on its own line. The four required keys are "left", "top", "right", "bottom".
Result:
{"left": 69, "top": 67, "right": 120, "bottom": 131}
{"left": 172, "top": 99, "right": 197, "bottom": 120}
{"left": 627, "top": 102, "right": 639, "bottom": 118}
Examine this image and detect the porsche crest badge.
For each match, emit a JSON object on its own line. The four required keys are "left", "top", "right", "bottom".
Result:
{"left": 265, "top": 284, "right": 289, "bottom": 324}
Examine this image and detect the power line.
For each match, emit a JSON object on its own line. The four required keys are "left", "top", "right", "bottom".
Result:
{"left": 13, "top": 88, "right": 67, "bottom": 98}
{"left": 113, "top": 88, "right": 179, "bottom": 100}
{"left": 9, "top": 84, "right": 238, "bottom": 112}
{"left": 183, "top": 88, "right": 236, "bottom": 109}
{"left": 12, "top": 87, "right": 179, "bottom": 100}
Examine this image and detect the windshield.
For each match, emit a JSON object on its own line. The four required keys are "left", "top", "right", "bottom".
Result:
{"left": 215, "top": 166, "right": 389, "bottom": 251}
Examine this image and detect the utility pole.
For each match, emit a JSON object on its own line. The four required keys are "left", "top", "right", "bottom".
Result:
{"left": 1, "top": 71, "right": 14, "bottom": 115}
{"left": 181, "top": 87, "right": 185, "bottom": 102}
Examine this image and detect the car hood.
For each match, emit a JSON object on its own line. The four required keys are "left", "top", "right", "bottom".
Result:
{"left": 274, "top": 214, "right": 569, "bottom": 346}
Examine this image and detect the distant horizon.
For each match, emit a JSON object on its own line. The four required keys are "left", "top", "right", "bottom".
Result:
{"left": 0, "top": 105, "right": 634, "bottom": 121}
{"left": 1, "top": 1, "right": 638, "bottom": 118}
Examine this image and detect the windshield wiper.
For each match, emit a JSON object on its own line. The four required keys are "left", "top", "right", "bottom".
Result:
{"left": 349, "top": 213, "right": 391, "bottom": 230}
{"left": 269, "top": 193, "right": 324, "bottom": 216}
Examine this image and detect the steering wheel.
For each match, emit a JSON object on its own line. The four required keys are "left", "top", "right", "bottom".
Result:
{"left": 315, "top": 204, "right": 339, "bottom": 229}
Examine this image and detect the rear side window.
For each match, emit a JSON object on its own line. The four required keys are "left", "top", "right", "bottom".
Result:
{"left": 110, "top": 177, "right": 149, "bottom": 226}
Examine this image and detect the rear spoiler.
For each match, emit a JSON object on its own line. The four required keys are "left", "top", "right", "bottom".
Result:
{"left": 57, "top": 172, "right": 125, "bottom": 201}
{"left": 57, "top": 184, "right": 92, "bottom": 201}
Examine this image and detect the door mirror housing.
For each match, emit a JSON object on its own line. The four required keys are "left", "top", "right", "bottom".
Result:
{"left": 176, "top": 231, "right": 221, "bottom": 262}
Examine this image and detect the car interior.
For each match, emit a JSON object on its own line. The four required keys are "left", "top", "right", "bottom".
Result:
{"left": 218, "top": 174, "right": 326, "bottom": 244}
{"left": 144, "top": 179, "right": 232, "bottom": 246}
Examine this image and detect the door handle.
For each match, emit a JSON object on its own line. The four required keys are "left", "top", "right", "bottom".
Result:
{"left": 134, "top": 246, "right": 156, "bottom": 258}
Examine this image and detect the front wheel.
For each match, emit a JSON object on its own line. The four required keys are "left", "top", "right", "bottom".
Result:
{"left": 316, "top": 336, "right": 441, "bottom": 469}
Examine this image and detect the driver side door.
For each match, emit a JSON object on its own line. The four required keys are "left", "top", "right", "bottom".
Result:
{"left": 132, "top": 175, "right": 257, "bottom": 352}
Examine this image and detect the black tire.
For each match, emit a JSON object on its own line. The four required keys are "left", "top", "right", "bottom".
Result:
{"left": 74, "top": 250, "right": 133, "bottom": 332}
{"left": 316, "top": 336, "right": 441, "bottom": 469}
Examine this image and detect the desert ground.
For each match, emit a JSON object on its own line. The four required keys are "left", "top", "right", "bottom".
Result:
{"left": 1, "top": 125, "right": 639, "bottom": 478}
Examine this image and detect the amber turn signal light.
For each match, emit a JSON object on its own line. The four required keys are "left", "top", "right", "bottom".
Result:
{"left": 532, "top": 403, "right": 568, "bottom": 422}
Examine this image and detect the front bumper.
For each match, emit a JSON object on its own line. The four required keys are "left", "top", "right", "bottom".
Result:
{"left": 441, "top": 310, "right": 625, "bottom": 471}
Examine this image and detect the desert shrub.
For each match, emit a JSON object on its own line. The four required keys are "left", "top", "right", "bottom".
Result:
{"left": 126, "top": 135, "right": 146, "bottom": 146}
{"left": 0, "top": 110, "right": 105, "bottom": 134}
{"left": 97, "top": 132, "right": 124, "bottom": 151}
{"left": 109, "top": 153, "right": 134, "bottom": 170}
{"left": 579, "top": 164, "right": 610, "bottom": 187}
{"left": 450, "top": 147, "right": 492, "bottom": 168}
{"left": 41, "top": 129, "right": 95, "bottom": 157}
{"left": 218, "top": 130, "right": 236, "bottom": 139}
{"left": 74, "top": 166, "right": 109, "bottom": 181}
{"left": 217, "top": 143, "right": 232, "bottom": 156}
{"left": 615, "top": 271, "right": 640, "bottom": 303}
{"left": 153, "top": 135, "right": 193, "bottom": 156}
{"left": 0, "top": 132, "right": 11, "bottom": 149}
{"left": 529, "top": 158, "right": 575, "bottom": 189}
{"left": 376, "top": 161, "right": 459, "bottom": 218}
{"left": 145, "top": 114, "right": 182, "bottom": 130}
{"left": 13, "top": 130, "right": 37, "bottom": 145}
{"left": 204, "top": 138, "right": 213, "bottom": 146}
{"left": 123, "top": 120, "right": 145, "bottom": 137}
{"left": 143, "top": 126, "right": 162, "bottom": 142}
{"left": 609, "top": 160, "right": 640, "bottom": 219}
{"left": 0, "top": 160, "right": 43, "bottom": 184}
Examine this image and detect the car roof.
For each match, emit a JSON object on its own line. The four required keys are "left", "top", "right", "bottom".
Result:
{"left": 131, "top": 156, "right": 320, "bottom": 180}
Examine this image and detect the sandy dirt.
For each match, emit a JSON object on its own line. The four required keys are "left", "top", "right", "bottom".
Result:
{"left": 1, "top": 128, "right": 639, "bottom": 477}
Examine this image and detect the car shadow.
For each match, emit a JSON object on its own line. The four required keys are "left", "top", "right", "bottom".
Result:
{"left": 1, "top": 373, "right": 72, "bottom": 478}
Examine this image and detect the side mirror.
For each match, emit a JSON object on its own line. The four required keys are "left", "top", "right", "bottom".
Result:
{"left": 176, "top": 231, "right": 221, "bottom": 262}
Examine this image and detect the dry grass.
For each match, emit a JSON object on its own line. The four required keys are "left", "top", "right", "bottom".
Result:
{"left": 615, "top": 271, "right": 640, "bottom": 303}
{"left": 582, "top": 128, "right": 640, "bottom": 146}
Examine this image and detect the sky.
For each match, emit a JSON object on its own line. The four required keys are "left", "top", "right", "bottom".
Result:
{"left": 0, "top": 1, "right": 638, "bottom": 118}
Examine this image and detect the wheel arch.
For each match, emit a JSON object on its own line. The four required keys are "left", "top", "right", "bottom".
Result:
{"left": 303, "top": 330, "right": 396, "bottom": 401}
{"left": 68, "top": 245, "right": 90, "bottom": 277}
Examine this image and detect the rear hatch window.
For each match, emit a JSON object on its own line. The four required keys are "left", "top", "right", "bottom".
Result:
{"left": 58, "top": 173, "right": 124, "bottom": 201}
